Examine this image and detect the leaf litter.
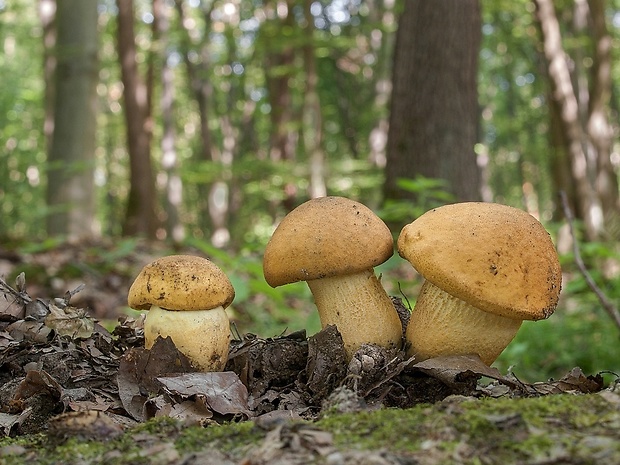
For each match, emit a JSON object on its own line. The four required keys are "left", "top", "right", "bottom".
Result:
{"left": 0, "top": 272, "right": 613, "bottom": 464}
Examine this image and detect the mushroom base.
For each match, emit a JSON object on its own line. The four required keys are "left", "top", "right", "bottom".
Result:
{"left": 144, "top": 306, "right": 230, "bottom": 372}
{"left": 406, "top": 280, "right": 522, "bottom": 365}
{"left": 307, "top": 268, "right": 403, "bottom": 359}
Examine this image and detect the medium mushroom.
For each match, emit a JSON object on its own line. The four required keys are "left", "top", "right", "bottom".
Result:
{"left": 263, "top": 196, "right": 403, "bottom": 359}
{"left": 128, "top": 255, "right": 234, "bottom": 372}
{"left": 397, "top": 202, "right": 562, "bottom": 365}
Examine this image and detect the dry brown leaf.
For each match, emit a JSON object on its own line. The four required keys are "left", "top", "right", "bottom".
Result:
{"left": 157, "top": 371, "right": 251, "bottom": 417}
{"left": 45, "top": 302, "right": 94, "bottom": 339}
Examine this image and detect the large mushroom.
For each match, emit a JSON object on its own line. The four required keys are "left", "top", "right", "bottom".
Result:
{"left": 128, "top": 255, "right": 234, "bottom": 372}
{"left": 263, "top": 196, "right": 403, "bottom": 359}
{"left": 397, "top": 202, "right": 562, "bottom": 365}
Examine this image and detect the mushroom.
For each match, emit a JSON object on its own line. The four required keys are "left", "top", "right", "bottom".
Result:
{"left": 263, "top": 196, "right": 403, "bottom": 359}
{"left": 127, "top": 255, "right": 234, "bottom": 372}
{"left": 397, "top": 202, "right": 562, "bottom": 365}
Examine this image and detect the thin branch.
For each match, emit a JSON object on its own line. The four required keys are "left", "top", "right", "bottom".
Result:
{"left": 559, "top": 191, "right": 620, "bottom": 332}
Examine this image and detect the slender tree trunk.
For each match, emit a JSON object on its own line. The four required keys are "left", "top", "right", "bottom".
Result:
{"left": 264, "top": 0, "right": 296, "bottom": 163}
{"left": 367, "top": 0, "right": 396, "bottom": 168}
{"left": 175, "top": 0, "right": 219, "bottom": 237}
{"left": 303, "top": 0, "right": 326, "bottom": 199}
{"left": 587, "top": 0, "right": 618, "bottom": 227}
{"left": 534, "top": 0, "right": 615, "bottom": 240}
{"left": 116, "top": 0, "right": 158, "bottom": 238}
{"left": 155, "top": 0, "right": 184, "bottom": 243}
{"left": 46, "top": 0, "right": 99, "bottom": 241}
{"left": 384, "top": 0, "right": 482, "bottom": 211}
{"left": 40, "top": 0, "right": 56, "bottom": 153}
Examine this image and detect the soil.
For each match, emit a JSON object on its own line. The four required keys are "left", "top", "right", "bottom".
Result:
{"left": 0, "top": 243, "right": 618, "bottom": 464}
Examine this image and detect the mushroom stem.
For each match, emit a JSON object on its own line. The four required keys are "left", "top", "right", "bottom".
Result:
{"left": 144, "top": 306, "right": 230, "bottom": 372}
{"left": 406, "top": 280, "right": 522, "bottom": 365}
{"left": 307, "top": 268, "right": 403, "bottom": 359}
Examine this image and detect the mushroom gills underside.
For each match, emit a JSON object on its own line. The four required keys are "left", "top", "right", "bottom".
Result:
{"left": 406, "top": 280, "right": 523, "bottom": 365}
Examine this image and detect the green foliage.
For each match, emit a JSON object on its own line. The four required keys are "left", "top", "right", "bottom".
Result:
{"left": 379, "top": 175, "right": 455, "bottom": 223}
{"left": 496, "top": 304, "right": 620, "bottom": 383}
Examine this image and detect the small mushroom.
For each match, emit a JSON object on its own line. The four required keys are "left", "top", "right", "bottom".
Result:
{"left": 397, "top": 202, "right": 562, "bottom": 365}
{"left": 263, "top": 196, "right": 403, "bottom": 359}
{"left": 127, "top": 255, "right": 234, "bottom": 372}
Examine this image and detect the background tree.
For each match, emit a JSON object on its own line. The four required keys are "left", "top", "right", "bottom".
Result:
{"left": 117, "top": 0, "right": 158, "bottom": 238}
{"left": 45, "top": 0, "right": 99, "bottom": 240}
{"left": 535, "top": 0, "right": 619, "bottom": 242}
{"left": 384, "top": 0, "right": 482, "bottom": 219}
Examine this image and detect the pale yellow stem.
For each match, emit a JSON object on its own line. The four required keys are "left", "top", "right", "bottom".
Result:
{"left": 406, "top": 280, "right": 522, "bottom": 365}
{"left": 307, "top": 268, "right": 403, "bottom": 359}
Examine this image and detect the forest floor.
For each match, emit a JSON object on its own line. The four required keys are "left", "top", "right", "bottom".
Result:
{"left": 0, "top": 242, "right": 619, "bottom": 464}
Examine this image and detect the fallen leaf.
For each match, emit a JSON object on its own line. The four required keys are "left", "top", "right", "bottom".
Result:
{"left": 45, "top": 302, "right": 94, "bottom": 339}
{"left": 5, "top": 320, "right": 52, "bottom": 343}
{"left": 411, "top": 354, "right": 517, "bottom": 387}
{"left": 0, "top": 408, "right": 32, "bottom": 436}
{"left": 157, "top": 372, "right": 251, "bottom": 417}
{"left": 117, "top": 336, "right": 194, "bottom": 421}
{"left": 47, "top": 410, "right": 124, "bottom": 442}
{"left": 530, "top": 367, "right": 604, "bottom": 395}
{"left": 14, "top": 370, "right": 63, "bottom": 401}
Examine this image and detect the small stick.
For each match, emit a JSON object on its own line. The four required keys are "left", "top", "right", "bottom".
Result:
{"left": 559, "top": 191, "right": 620, "bottom": 332}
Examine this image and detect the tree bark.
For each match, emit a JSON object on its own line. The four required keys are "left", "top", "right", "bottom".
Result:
{"left": 384, "top": 0, "right": 482, "bottom": 211}
{"left": 534, "top": 0, "right": 616, "bottom": 241}
{"left": 116, "top": 0, "right": 158, "bottom": 238}
{"left": 264, "top": 0, "right": 297, "bottom": 163}
{"left": 155, "top": 0, "right": 184, "bottom": 243}
{"left": 587, "top": 0, "right": 618, "bottom": 229}
{"left": 303, "top": 0, "right": 326, "bottom": 199}
{"left": 46, "top": 0, "right": 99, "bottom": 241}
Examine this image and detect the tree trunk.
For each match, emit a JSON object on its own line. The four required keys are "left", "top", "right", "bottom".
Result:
{"left": 587, "top": 0, "right": 618, "bottom": 232}
{"left": 155, "top": 0, "right": 184, "bottom": 243}
{"left": 40, "top": 0, "right": 56, "bottom": 153}
{"left": 46, "top": 0, "right": 99, "bottom": 241}
{"left": 534, "top": 0, "right": 617, "bottom": 241}
{"left": 264, "top": 0, "right": 297, "bottom": 163}
{"left": 116, "top": 0, "right": 158, "bottom": 238}
{"left": 384, "top": 0, "right": 482, "bottom": 210}
{"left": 302, "top": 0, "right": 326, "bottom": 200}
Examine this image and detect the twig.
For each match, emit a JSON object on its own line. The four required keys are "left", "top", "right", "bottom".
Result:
{"left": 559, "top": 191, "right": 620, "bottom": 332}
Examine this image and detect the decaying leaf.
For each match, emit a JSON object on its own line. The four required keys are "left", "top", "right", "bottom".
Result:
{"left": 305, "top": 325, "right": 347, "bottom": 401}
{"left": 530, "top": 367, "right": 605, "bottom": 395}
{"left": 14, "top": 369, "right": 63, "bottom": 401}
{"left": 157, "top": 371, "right": 251, "bottom": 417}
{"left": 117, "top": 336, "right": 194, "bottom": 421}
{"left": 0, "top": 408, "right": 32, "bottom": 436}
{"left": 5, "top": 320, "right": 52, "bottom": 343}
{"left": 411, "top": 354, "right": 518, "bottom": 387}
{"left": 45, "top": 302, "right": 94, "bottom": 339}
{"left": 47, "top": 410, "right": 124, "bottom": 442}
{"left": 245, "top": 423, "right": 335, "bottom": 465}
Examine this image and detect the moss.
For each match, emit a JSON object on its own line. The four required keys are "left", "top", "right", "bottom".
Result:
{"left": 1, "top": 393, "right": 619, "bottom": 464}
{"left": 174, "top": 420, "right": 262, "bottom": 455}
{"left": 317, "top": 393, "right": 620, "bottom": 463}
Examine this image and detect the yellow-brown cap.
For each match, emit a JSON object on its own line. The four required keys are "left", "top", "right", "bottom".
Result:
{"left": 263, "top": 196, "right": 394, "bottom": 287}
{"left": 397, "top": 202, "right": 561, "bottom": 321}
{"left": 128, "top": 255, "right": 235, "bottom": 311}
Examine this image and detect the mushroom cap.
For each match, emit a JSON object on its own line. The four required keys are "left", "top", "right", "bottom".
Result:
{"left": 397, "top": 202, "right": 562, "bottom": 321}
{"left": 128, "top": 255, "right": 235, "bottom": 311}
{"left": 263, "top": 196, "right": 394, "bottom": 287}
